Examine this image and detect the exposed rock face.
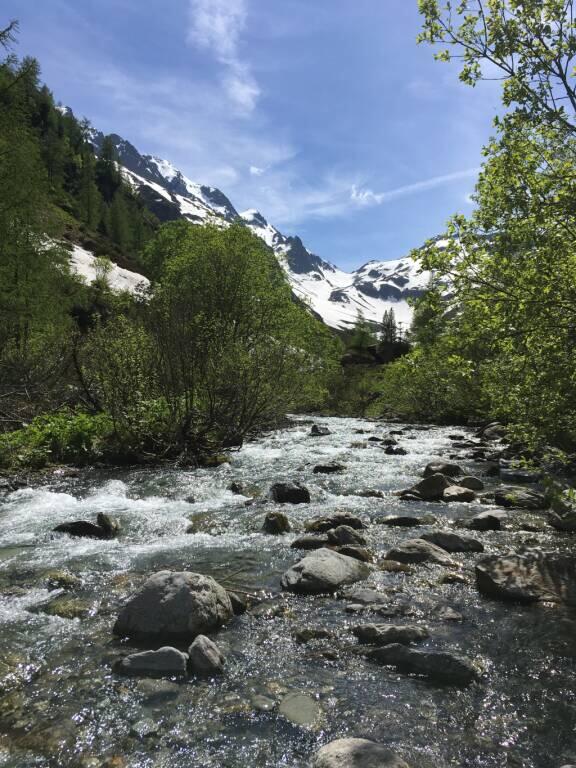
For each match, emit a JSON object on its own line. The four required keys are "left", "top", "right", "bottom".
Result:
{"left": 423, "top": 461, "right": 462, "bottom": 478}
{"left": 113, "top": 571, "right": 233, "bottom": 640}
{"left": 281, "top": 548, "right": 370, "bottom": 594}
{"left": 352, "top": 623, "right": 429, "bottom": 645}
{"left": 311, "top": 738, "right": 411, "bottom": 768}
{"left": 421, "top": 531, "right": 484, "bottom": 553}
{"left": 113, "top": 647, "right": 189, "bottom": 678}
{"left": 476, "top": 551, "right": 576, "bottom": 605}
{"left": 327, "top": 525, "right": 367, "bottom": 547}
{"left": 262, "top": 511, "right": 291, "bottom": 534}
{"left": 188, "top": 635, "right": 225, "bottom": 675}
{"left": 53, "top": 513, "right": 120, "bottom": 540}
{"left": 386, "top": 539, "right": 456, "bottom": 566}
{"left": 366, "top": 644, "right": 480, "bottom": 685}
{"left": 494, "top": 487, "right": 547, "bottom": 510}
{"left": 270, "top": 482, "right": 311, "bottom": 504}
{"left": 442, "top": 486, "right": 477, "bottom": 503}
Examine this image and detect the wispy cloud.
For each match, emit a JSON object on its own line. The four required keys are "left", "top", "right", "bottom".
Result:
{"left": 351, "top": 168, "right": 480, "bottom": 208}
{"left": 187, "top": 0, "right": 260, "bottom": 114}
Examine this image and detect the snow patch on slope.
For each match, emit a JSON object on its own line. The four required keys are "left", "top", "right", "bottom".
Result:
{"left": 69, "top": 245, "right": 149, "bottom": 294}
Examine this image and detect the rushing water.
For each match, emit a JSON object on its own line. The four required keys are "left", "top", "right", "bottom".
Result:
{"left": 0, "top": 417, "right": 575, "bottom": 768}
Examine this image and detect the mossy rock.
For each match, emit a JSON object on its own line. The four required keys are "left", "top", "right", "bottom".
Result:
{"left": 38, "top": 596, "right": 95, "bottom": 619}
{"left": 42, "top": 570, "right": 81, "bottom": 591}
{"left": 198, "top": 454, "right": 230, "bottom": 468}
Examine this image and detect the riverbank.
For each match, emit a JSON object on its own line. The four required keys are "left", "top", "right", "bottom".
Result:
{"left": 0, "top": 416, "right": 575, "bottom": 767}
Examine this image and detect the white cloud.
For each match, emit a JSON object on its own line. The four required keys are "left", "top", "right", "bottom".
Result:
{"left": 249, "top": 165, "right": 265, "bottom": 176}
{"left": 187, "top": 0, "right": 260, "bottom": 114}
{"left": 351, "top": 168, "right": 480, "bottom": 208}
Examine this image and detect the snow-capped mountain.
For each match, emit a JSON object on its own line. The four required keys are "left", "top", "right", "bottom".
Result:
{"left": 82, "top": 119, "right": 430, "bottom": 330}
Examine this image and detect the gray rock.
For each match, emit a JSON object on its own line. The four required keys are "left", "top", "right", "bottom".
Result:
{"left": 480, "top": 422, "right": 507, "bottom": 440}
{"left": 549, "top": 509, "right": 576, "bottom": 532}
{"left": 291, "top": 535, "right": 330, "bottom": 550}
{"left": 313, "top": 463, "right": 346, "bottom": 474}
{"left": 262, "top": 511, "right": 291, "bottom": 534}
{"left": 352, "top": 623, "right": 428, "bottom": 645}
{"left": 376, "top": 515, "right": 424, "bottom": 527}
{"left": 306, "top": 513, "right": 366, "bottom": 532}
{"left": 327, "top": 525, "right": 367, "bottom": 546}
{"left": 227, "top": 591, "right": 247, "bottom": 615}
{"left": 476, "top": 551, "right": 576, "bottom": 605}
{"left": 188, "top": 635, "right": 225, "bottom": 675}
{"left": 408, "top": 473, "right": 452, "bottom": 501}
{"left": 114, "top": 647, "right": 188, "bottom": 678}
{"left": 458, "top": 476, "right": 484, "bottom": 491}
{"left": 386, "top": 538, "right": 456, "bottom": 566}
{"left": 421, "top": 531, "right": 484, "bottom": 553}
{"left": 385, "top": 446, "right": 408, "bottom": 456}
{"left": 311, "top": 738, "right": 410, "bottom": 768}
{"left": 366, "top": 643, "right": 480, "bottom": 685}
{"left": 310, "top": 425, "right": 331, "bottom": 436}
{"left": 53, "top": 512, "right": 120, "bottom": 540}
{"left": 270, "top": 482, "right": 311, "bottom": 504}
{"left": 494, "top": 486, "right": 547, "bottom": 510}
{"left": 281, "top": 548, "right": 370, "bottom": 594}
{"left": 499, "top": 468, "right": 541, "bottom": 484}
{"left": 113, "top": 571, "right": 233, "bottom": 640}
{"left": 467, "top": 510, "right": 507, "bottom": 531}
{"left": 423, "top": 461, "right": 462, "bottom": 478}
{"left": 279, "top": 692, "right": 321, "bottom": 727}
{"left": 336, "top": 545, "right": 372, "bottom": 562}
{"left": 442, "top": 486, "right": 477, "bottom": 503}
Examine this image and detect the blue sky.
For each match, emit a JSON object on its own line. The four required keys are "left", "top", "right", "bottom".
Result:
{"left": 4, "top": 0, "right": 501, "bottom": 270}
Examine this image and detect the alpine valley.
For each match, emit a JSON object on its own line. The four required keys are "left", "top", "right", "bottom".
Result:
{"left": 76, "top": 114, "right": 432, "bottom": 331}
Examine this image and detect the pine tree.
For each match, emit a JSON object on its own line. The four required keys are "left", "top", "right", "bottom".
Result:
{"left": 381, "top": 308, "right": 397, "bottom": 345}
{"left": 95, "top": 135, "right": 121, "bottom": 203}
{"left": 78, "top": 149, "right": 101, "bottom": 230}
{"left": 110, "top": 191, "right": 132, "bottom": 251}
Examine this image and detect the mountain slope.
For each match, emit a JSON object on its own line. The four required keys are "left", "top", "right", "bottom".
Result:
{"left": 81, "top": 117, "right": 430, "bottom": 330}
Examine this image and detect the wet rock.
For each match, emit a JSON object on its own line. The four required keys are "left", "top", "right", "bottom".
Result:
{"left": 262, "top": 511, "right": 291, "bottom": 534}
{"left": 398, "top": 493, "right": 423, "bottom": 503}
{"left": 281, "top": 548, "right": 370, "bottom": 594}
{"left": 327, "top": 525, "right": 367, "bottom": 547}
{"left": 385, "top": 539, "right": 456, "bottom": 566}
{"left": 311, "top": 738, "right": 410, "bottom": 768}
{"left": 376, "top": 515, "right": 424, "bottom": 527}
{"left": 188, "top": 635, "right": 225, "bottom": 675}
{"left": 367, "top": 436, "right": 383, "bottom": 443}
{"left": 352, "top": 623, "right": 429, "bottom": 645}
{"left": 42, "top": 569, "right": 81, "bottom": 591}
{"left": 494, "top": 487, "right": 547, "bottom": 510}
{"left": 294, "top": 627, "right": 332, "bottom": 644}
{"left": 423, "top": 461, "right": 463, "bottom": 478}
{"left": 306, "top": 513, "right": 366, "bottom": 532}
{"left": 382, "top": 438, "right": 398, "bottom": 446}
{"left": 344, "top": 587, "right": 390, "bottom": 606}
{"left": 435, "top": 605, "right": 463, "bottom": 621}
{"left": 113, "top": 647, "right": 188, "bottom": 678}
{"left": 448, "top": 434, "right": 466, "bottom": 440}
{"left": 198, "top": 454, "right": 230, "bottom": 467}
{"left": 227, "top": 591, "right": 247, "bottom": 615}
{"left": 53, "top": 512, "right": 119, "bottom": 540}
{"left": 442, "top": 486, "right": 477, "bottom": 503}
{"left": 313, "top": 463, "right": 346, "bottom": 474}
{"left": 467, "top": 510, "right": 507, "bottom": 531}
{"left": 270, "top": 482, "right": 311, "bottom": 504}
{"left": 476, "top": 551, "right": 576, "bottom": 605}
{"left": 279, "top": 692, "right": 321, "bottom": 727}
{"left": 252, "top": 694, "right": 276, "bottom": 712}
{"left": 439, "top": 572, "right": 468, "bottom": 585}
{"left": 366, "top": 643, "right": 480, "bottom": 685}
{"left": 291, "top": 535, "right": 330, "bottom": 550}
{"left": 114, "top": 571, "right": 233, "bottom": 640}
{"left": 500, "top": 468, "right": 541, "bottom": 484}
{"left": 356, "top": 489, "right": 385, "bottom": 499}
{"left": 404, "top": 473, "right": 452, "bottom": 501}
{"left": 336, "top": 545, "right": 372, "bottom": 563}
{"left": 549, "top": 509, "right": 576, "bottom": 533}
{"left": 38, "top": 596, "right": 94, "bottom": 619}
{"left": 385, "top": 446, "right": 408, "bottom": 456}
{"left": 379, "top": 560, "right": 413, "bottom": 574}
{"left": 421, "top": 531, "right": 484, "bottom": 553}
{"left": 477, "top": 421, "right": 507, "bottom": 440}
{"left": 310, "top": 424, "right": 331, "bottom": 436}
{"left": 458, "top": 476, "right": 484, "bottom": 491}
{"left": 228, "top": 481, "right": 244, "bottom": 494}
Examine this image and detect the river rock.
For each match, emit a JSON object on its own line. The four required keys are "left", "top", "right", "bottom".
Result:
{"left": 376, "top": 515, "right": 424, "bottom": 527}
{"left": 291, "top": 535, "right": 330, "bottom": 550}
{"left": 421, "top": 531, "right": 484, "bottom": 553}
{"left": 227, "top": 591, "right": 247, "bottom": 615}
{"left": 406, "top": 473, "right": 452, "bottom": 501}
{"left": 423, "top": 461, "right": 462, "bottom": 478}
{"left": 310, "top": 424, "right": 331, "bottom": 436}
{"left": 53, "top": 512, "right": 119, "bottom": 540}
{"left": 442, "top": 486, "right": 477, "bottom": 503}
{"left": 478, "top": 421, "right": 507, "bottom": 440}
{"left": 311, "top": 738, "right": 410, "bottom": 768}
{"left": 366, "top": 643, "right": 480, "bottom": 685}
{"left": 188, "top": 635, "right": 225, "bottom": 675}
{"left": 313, "top": 463, "right": 346, "bottom": 474}
{"left": 279, "top": 692, "right": 321, "bottom": 727}
{"left": 458, "top": 476, "right": 484, "bottom": 491}
{"left": 336, "top": 545, "right": 372, "bottom": 562}
{"left": 262, "top": 511, "right": 291, "bottom": 534}
{"left": 113, "top": 647, "right": 189, "bottom": 678}
{"left": 270, "top": 482, "right": 311, "bottom": 504}
{"left": 476, "top": 551, "right": 576, "bottom": 605}
{"left": 467, "top": 510, "right": 507, "bottom": 531}
{"left": 494, "top": 487, "right": 547, "bottom": 510}
{"left": 327, "top": 525, "right": 367, "bottom": 546}
{"left": 114, "top": 571, "right": 233, "bottom": 640}
{"left": 386, "top": 539, "right": 456, "bottom": 566}
{"left": 382, "top": 438, "right": 398, "bottom": 446}
{"left": 500, "top": 467, "right": 541, "bottom": 484}
{"left": 281, "top": 548, "right": 370, "bottom": 594}
{"left": 549, "top": 509, "right": 576, "bottom": 532}
{"left": 385, "top": 446, "right": 408, "bottom": 455}
{"left": 352, "top": 623, "right": 429, "bottom": 645}
{"left": 306, "top": 513, "right": 366, "bottom": 532}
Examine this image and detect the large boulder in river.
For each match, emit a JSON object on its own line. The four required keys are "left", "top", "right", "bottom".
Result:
{"left": 113, "top": 647, "right": 189, "bottom": 678}
{"left": 366, "top": 644, "right": 480, "bottom": 686}
{"left": 423, "top": 461, "right": 462, "bottom": 478}
{"left": 494, "top": 486, "right": 547, "bottom": 510}
{"left": 53, "top": 512, "right": 120, "bottom": 540}
{"left": 113, "top": 571, "right": 233, "bottom": 640}
{"left": 262, "top": 511, "right": 291, "bottom": 534}
{"left": 421, "top": 531, "right": 484, "bottom": 553}
{"left": 270, "top": 482, "right": 311, "bottom": 504}
{"left": 281, "top": 548, "right": 370, "bottom": 594}
{"left": 386, "top": 538, "right": 456, "bottom": 566}
{"left": 311, "top": 738, "right": 411, "bottom": 768}
{"left": 476, "top": 551, "right": 576, "bottom": 605}
{"left": 406, "top": 473, "right": 452, "bottom": 501}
